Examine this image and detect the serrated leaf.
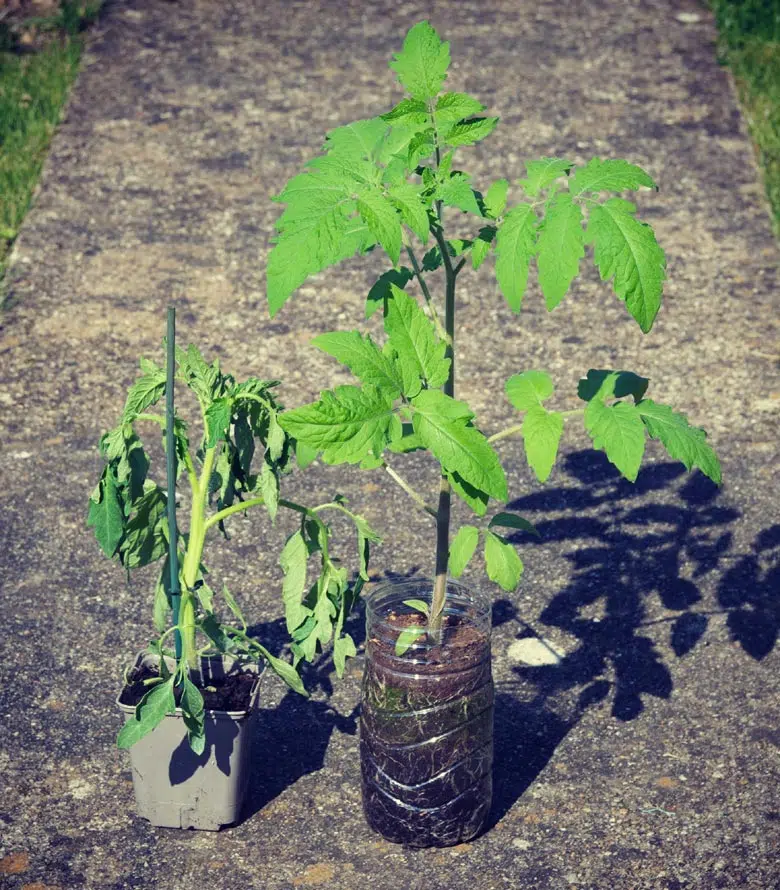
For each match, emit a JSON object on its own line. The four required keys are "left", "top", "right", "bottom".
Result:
{"left": 205, "top": 397, "right": 232, "bottom": 448}
{"left": 280, "top": 531, "right": 311, "bottom": 633}
{"left": 365, "top": 267, "right": 414, "bottom": 319}
{"left": 117, "top": 677, "right": 175, "bottom": 749}
{"left": 384, "top": 284, "right": 450, "bottom": 391}
{"left": 412, "top": 389, "right": 507, "bottom": 500}
{"left": 120, "top": 486, "right": 168, "bottom": 569}
{"left": 387, "top": 182, "right": 430, "bottom": 243}
{"left": 522, "top": 406, "right": 564, "bottom": 482}
{"left": 489, "top": 513, "right": 540, "bottom": 536}
{"left": 381, "top": 98, "right": 430, "bottom": 125}
{"left": 577, "top": 369, "right": 650, "bottom": 403}
{"left": 484, "top": 180, "right": 508, "bottom": 219}
{"left": 442, "top": 116, "right": 499, "bottom": 147}
{"left": 323, "top": 117, "right": 389, "bottom": 161}
{"left": 334, "top": 633, "right": 358, "bottom": 677}
{"left": 434, "top": 91, "right": 485, "bottom": 123}
{"left": 505, "top": 370, "right": 555, "bottom": 411}
{"left": 278, "top": 385, "right": 395, "bottom": 465}
{"left": 586, "top": 198, "right": 666, "bottom": 333}
{"left": 449, "top": 525, "right": 480, "bottom": 577}
{"left": 517, "top": 158, "right": 573, "bottom": 197}
{"left": 436, "top": 173, "right": 482, "bottom": 216}
{"left": 584, "top": 397, "right": 646, "bottom": 481}
{"left": 636, "top": 399, "right": 721, "bottom": 484}
{"left": 357, "top": 187, "right": 402, "bottom": 265}
{"left": 495, "top": 203, "right": 537, "bottom": 312}
{"left": 570, "top": 158, "right": 656, "bottom": 197}
{"left": 389, "top": 20, "right": 450, "bottom": 101}
{"left": 536, "top": 193, "right": 584, "bottom": 310}
{"left": 407, "top": 129, "right": 436, "bottom": 167}
{"left": 484, "top": 532, "right": 524, "bottom": 592}
{"left": 87, "top": 468, "right": 124, "bottom": 558}
{"left": 123, "top": 365, "right": 166, "bottom": 421}
{"left": 395, "top": 626, "right": 428, "bottom": 656}
{"left": 313, "top": 330, "right": 403, "bottom": 397}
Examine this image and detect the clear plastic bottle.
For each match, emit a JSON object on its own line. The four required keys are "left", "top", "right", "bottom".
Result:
{"left": 360, "top": 579, "right": 494, "bottom": 847}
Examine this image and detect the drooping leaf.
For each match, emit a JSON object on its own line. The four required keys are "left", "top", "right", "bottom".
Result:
{"left": 442, "top": 116, "right": 499, "bottom": 147}
{"left": 505, "top": 370, "right": 555, "bottom": 411}
{"left": 435, "top": 173, "right": 482, "bottom": 216}
{"left": 449, "top": 525, "right": 480, "bottom": 577}
{"left": 354, "top": 514, "right": 382, "bottom": 581}
{"left": 278, "top": 385, "right": 395, "bottom": 465}
{"left": 333, "top": 633, "right": 358, "bottom": 677}
{"left": 495, "top": 203, "right": 537, "bottom": 312}
{"left": 521, "top": 407, "right": 564, "bottom": 483}
{"left": 120, "top": 486, "right": 168, "bottom": 569}
{"left": 517, "top": 158, "right": 573, "bottom": 197}
{"left": 280, "top": 531, "right": 311, "bottom": 634}
{"left": 180, "top": 675, "right": 206, "bottom": 754}
{"left": 313, "top": 330, "right": 403, "bottom": 397}
{"left": 205, "top": 397, "right": 233, "bottom": 448}
{"left": 411, "top": 389, "right": 507, "bottom": 500}
{"left": 387, "top": 182, "right": 430, "bottom": 243}
{"left": 569, "top": 158, "right": 656, "bottom": 197}
{"left": 384, "top": 285, "right": 449, "bottom": 393}
{"left": 87, "top": 468, "right": 125, "bottom": 558}
{"left": 489, "top": 513, "right": 540, "bottom": 536}
{"left": 389, "top": 20, "right": 450, "bottom": 101}
{"left": 577, "top": 369, "right": 650, "bottom": 403}
{"left": 585, "top": 197, "right": 666, "bottom": 333}
{"left": 584, "top": 397, "right": 646, "bottom": 481}
{"left": 365, "top": 267, "right": 414, "bottom": 319}
{"left": 536, "top": 193, "right": 584, "bottom": 310}
{"left": 636, "top": 399, "right": 721, "bottom": 484}
{"left": 357, "top": 186, "right": 402, "bottom": 265}
{"left": 254, "top": 643, "right": 308, "bottom": 696}
{"left": 116, "top": 677, "right": 175, "bottom": 749}
{"left": 484, "top": 532, "right": 524, "bottom": 592}
{"left": 260, "top": 460, "right": 279, "bottom": 520}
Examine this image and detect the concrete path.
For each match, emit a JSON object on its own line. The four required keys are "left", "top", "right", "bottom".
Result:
{"left": 1, "top": 1, "right": 778, "bottom": 888}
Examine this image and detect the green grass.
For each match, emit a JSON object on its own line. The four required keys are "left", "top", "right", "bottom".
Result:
{"left": 710, "top": 0, "right": 780, "bottom": 233}
{"left": 0, "top": 2, "right": 100, "bottom": 302}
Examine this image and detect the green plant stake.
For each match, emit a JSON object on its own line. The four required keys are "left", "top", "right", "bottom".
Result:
{"left": 165, "top": 307, "right": 182, "bottom": 662}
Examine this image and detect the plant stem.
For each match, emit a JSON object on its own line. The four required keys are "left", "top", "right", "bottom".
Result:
{"left": 384, "top": 463, "right": 438, "bottom": 519}
{"left": 405, "top": 243, "right": 447, "bottom": 342}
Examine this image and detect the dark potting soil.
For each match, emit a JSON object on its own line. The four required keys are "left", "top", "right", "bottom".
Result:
{"left": 119, "top": 664, "right": 255, "bottom": 712}
{"left": 360, "top": 612, "right": 494, "bottom": 847}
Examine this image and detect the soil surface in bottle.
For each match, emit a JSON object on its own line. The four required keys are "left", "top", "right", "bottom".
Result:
{"left": 360, "top": 609, "right": 494, "bottom": 847}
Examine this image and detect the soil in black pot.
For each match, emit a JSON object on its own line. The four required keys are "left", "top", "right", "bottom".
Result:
{"left": 360, "top": 611, "right": 494, "bottom": 847}
{"left": 119, "top": 663, "right": 255, "bottom": 712}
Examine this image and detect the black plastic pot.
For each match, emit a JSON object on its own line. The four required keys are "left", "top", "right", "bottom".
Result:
{"left": 360, "top": 580, "right": 494, "bottom": 847}
{"left": 116, "top": 652, "right": 261, "bottom": 830}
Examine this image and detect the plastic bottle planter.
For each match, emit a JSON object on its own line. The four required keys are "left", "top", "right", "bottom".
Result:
{"left": 116, "top": 652, "right": 262, "bottom": 831}
{"left": 360, "top": 580, "right": 494, "bottom": 847}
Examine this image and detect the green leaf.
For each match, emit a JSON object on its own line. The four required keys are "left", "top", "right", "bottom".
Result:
{"left": 447, "top": 469, "right": 489, "bottom": 516}
{"left": 120, "top": 486, "right": 168, "bottom": 569}
{"left": 522, "top": 407, "right": 564, "bottom": 483}
{"left": 517, "top": 158, "right": 573, "bottom": 197}
{"left": 449, "top": 525, "right": 480, "bottom": 577}
{"left": 153, "top": 556, "right": 173, "bottom": 633}
{"left": 266, "top": 411, "right": 286, "bottom": 462}
{"left": 176, "top": 344, "right": 221, "bottom": 403}
{"left": 584, "top": 397, "right": 646, "bottom": 481}
{"left": 355, "top": 514, "right": 382, "bottom": 580}
{"left": 484, "top": 532, "right": 524, "bottom": 592}
{"left": 295, "top": 441, "right": 318, "bottom": 469}
{"left": 536, "top": 193, "right": 584, "bottom": 310}
{"left": 387, "top": 182, "right": 430, "bottom": 243}
{"left": 87, "top": 468, "right": 125, "bottom": 558}
{"left": 442, "top": 117, "right": 499, "bottom": 147}
{"left": 117, "top": 677, "right": 175, "bottom": 749}
{"left": 123, "top": 363, "right": 166, "bottom": 421}
{"left": 395, "top": 626, "right": 428, "bottom": 656}
{"left": 505, "top": 370, "right": 555, "bottom": 411}
{"left": 260, "top": 459, "right": 279, "bottom": 521}
{"left": 434, "top": 91, "right": 485, "bottom": 123}
{"left": 365, "top": 267, "right": 414, "bottom": 319}
{"left": 389, "top": 20, "right": 450, "bottom": 101}
{"left": 357, "top": 187, "right": 402, "bottom": 265}
{"left": 569, "top": 158, "right": 656, "bottom": 197}
{"left": 403, "top": 598, "right": 430, "bottom": 615}
{"left": 313, "top": 330, "right": 403, "bottom": 397}
{"left": 585, "top": 198, "right": 666, "bottom": 333}
{"left": 577, "top": 369, "right": 650, "bottom": 403}
{"left": 636, "top": 399, "right": 721, "bottom": 484}
{"left": 333, "top": 633, "right": 358, "bottom": 677}
{"left": 384, "top": 284, "right": 449, "bottom": 393}
{"left": 436, "top": 173, "right": 482, "bottom": 216}
{"left": 411, "top": 389, "right": 507, "bottom": 501}
{"left": 381, "top": 98, "right": 430, "bottom": 125}
{"left": 495, "top": 203, "right": 537, "bottom": 312}
{"left": 255, "top": 644, "right": 308, "bottom": 696}
{"left": 323, "top": 117, "right": 389, "bottom": 161}
{"left": 484, "top": 180, "right": 508, "bottom": 219}
{"left": 407, "top": 129, "right": 436, "bottom": 168}
{"left": 278, "top": 385, "right": 395, "bottom": 465}
{"left": 489, "top": 513, "right": 540, "bottom": 536}
{"left": 180, "top": 675, "right": 206, "bottom": 754}
{"left": 205, "top": 397, "right": 232, "bottom": 448}
{"left": 221, "top": 584, "right": 246, "bottom": 630}
{"left": 280, "top": 531, "right": 311, "bottom": 634}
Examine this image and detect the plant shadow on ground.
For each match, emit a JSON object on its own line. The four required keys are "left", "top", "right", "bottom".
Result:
{"left": 489, "top": 449, "right": 780, "bottom": 827}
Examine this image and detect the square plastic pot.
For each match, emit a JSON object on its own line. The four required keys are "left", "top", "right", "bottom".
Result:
{"left": 116, "top": 651, "right": 262, "bottom": 830}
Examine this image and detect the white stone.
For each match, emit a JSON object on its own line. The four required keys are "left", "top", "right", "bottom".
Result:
{"left": 507, "top": 638, "right": 563, "bottom": 666}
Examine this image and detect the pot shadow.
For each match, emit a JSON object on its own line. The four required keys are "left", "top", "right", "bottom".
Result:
{"left": 169, "top": 714, "right": 241, "bottom": 785}
{"left": 487, "top": 450, "right": 779, "bottom": 824}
